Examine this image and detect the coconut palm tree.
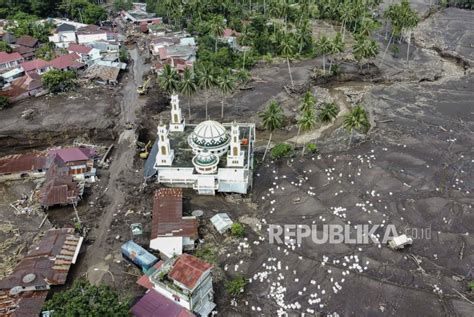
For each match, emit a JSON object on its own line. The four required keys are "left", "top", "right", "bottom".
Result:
{"left": 319, "top": 102, "right": 339, "bottom": 123}
{"left": 328, "top": 32, "right": 345, "bottom": 73}
{"left": 217, "top": 69, "right": 236, "bottom": 119}
{"left": 279, "top": 33, "right": 295, "bottom": 87}
{"left": 343, "top": 104, "right": 370, "bottom": 146}
{"left": 210, "top": 15, "right": 225, "bottom": 52}
{"left": 158, "top": 64, "right": 180, "bottom": 94}
{"left": 260, "top": 100, "right": 285, "bottom": 160}
{"left": 299, "top": 91, "right": 316, "bottom": 113}
{"left": 179, "top": 68, "right": 197, "bottom": 120}
{"left": 297, "top": 108, "right": 317, "bottom": 156}
{"left": 353, "top": 35, "right": 379, "bottom": 72}
{"left": 196, "top": 64, "right": 216, "bottom": 119}
{"left": 316, "top": 36, "right": 332, "bottom": 74}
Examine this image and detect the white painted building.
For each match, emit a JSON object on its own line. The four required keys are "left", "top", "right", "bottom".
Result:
{"left": 148, "top": 254, "right": 216, "bottom": 316}
{"left": 144, "top": 95, "right": 255, "bottom": 195}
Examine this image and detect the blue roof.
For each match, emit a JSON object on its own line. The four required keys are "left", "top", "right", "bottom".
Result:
{"left": 121, "top": 240, "right": 157, "bottom": 268}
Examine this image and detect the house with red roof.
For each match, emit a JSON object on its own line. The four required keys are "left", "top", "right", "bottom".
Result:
{"left": 67, "top": 43, "right": 101, "bottom": 63}
{"left": 48, "top": 147, "right": 96, "bottom": 181}
{"left": 149, "top": 188, "right": 198, "bottom": 258}
{"left": 0, "top": 52, "right": 24, "bottom": 71}
{"left": 221, "top": 28, "right": 241, "bottom": 48}
{"left": 20, "top": 59, "right": 51, "bottom": 75}
{"left": 49, "top": 53, "right": 85, "bottom": 71}
{"left": 136, "top": 254, "right": 215, "bottom": 317}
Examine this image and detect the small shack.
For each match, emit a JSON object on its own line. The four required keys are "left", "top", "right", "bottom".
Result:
{"left": 121, "top": 240, "right": 158, "bottom": 272}
{"left": 210, "top": 213, "right": 233, "bottom": 234}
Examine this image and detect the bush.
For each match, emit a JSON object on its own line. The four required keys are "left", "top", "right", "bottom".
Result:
{"left": 468, "top": 281, "right": 474, "bottom": 293}
{"left": 225, "top": 276, "right": 247, "bottom": 296}
{"left": 271, "top": 143, "right": 293, "bottom": 159}
{"left": 0, "top": 96, "right": 9, "bottom": 109}
{"left": 42, "top": 69, "right": 76, "bottom": 94}
{"left": 194, "top": 245, "right": 217, "bottom": 264}
{"left": 230, "top": 223, "right": 245, "bottom": 238}
{"left": 306, "top": 143, "right": 317, "bottom": 153}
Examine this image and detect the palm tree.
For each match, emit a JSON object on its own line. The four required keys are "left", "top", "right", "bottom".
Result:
{"left": 343, "top": 105, "right": 370, "bottom": 146}
{"left": 210, "top": 15, "right": 225, "bottom": 52}
{"left": 236, "top": 69, "right": 251, "bottom": 85}
{"left": 316, "top": 36, "right": 332, "bottom": 74}
{"left": 197, "top": 64, "right": 216, "bottom": 119}
{"left": 299, "top": 91, "right": 316, "bottom": 113}
{"left": 217, "top": 69, "right": 236, "bottom": 118}
{"left": 260, "top": 100, "right": 285, "bottom": 160}
{"left": 328, "top": 32, "right": 345, "bottom": 73}
{"left": 297, "top": 108, "right": 317, "bottom": 156}
{"left": 353, "top": 35, "right": 379, "bottom": 72}
{"left": 158, "top": 64, "right": 180, "bottom": 94}
{"left": 179, "top": 68, "right": 197, "bottom": 121}
{"left": 279, "top": 33, "right": 295, "bottom": 87}
{"left": 319, "top": 102, "right": 339, "bottom": 123}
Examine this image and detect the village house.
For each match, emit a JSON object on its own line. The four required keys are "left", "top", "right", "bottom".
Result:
{"left": 40, "top": 173, "right": 83, "bottom": 209}
{"left": 76, "top": 25, "right": 108, "bottom": 45}
{"left": 0, "top": 52, "right": 24, "bottom": 71}
{"left": 149, "top": 188, "right": 198, "bottom": 258}
{"left": 120, "top": 3, "right": 162, "bottom": 25}
{"left": 88, "top": 40, "right": 120, "bottom": 54}
{"left": 15, "top": 35, "right": 39, "bottom": 49}
{"left": 131, "top": 287, "right": 195, "bottom": 317}
{"left": 221, "top": 28, "right": 241, "bottom": 49}
{"left": 0, "top": 152, "right": 52, "bottom": 181}
{"left": 1, "top": 67, "right": 24, "bottom": 84}
{"left": 0, "top": 228, "right": 83, "bottom": 317}
{"left": 67, "top": 43, "right": 101, "bottom": 64}
{"left": 136, "top": 254, "right": 216, "bottom": 317}
{"left": 20, "top": 59, "right": 51, "bottom": 75}
{"left": 48, "top": 23, "right": 78, "bottom": 48}
{"left": 48, "top": 147, "right": 96, "bottom": 181}
{"left": 10, "top": 71, "right": 45, "bottom": 97}
{"left": 49, "top": 53, "right": 85, "bottom": 71}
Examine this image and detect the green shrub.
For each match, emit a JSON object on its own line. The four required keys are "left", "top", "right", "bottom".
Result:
{"left": 230, "top": 223, "right": 245, "bottom": 238}
{"left": 0, "top": 96, "right": 9, "bottom": 109}
{"left": 194, "top": 245, "right": 217, "bottom": 264}
{"left": 271, "top": 143, "right": 293, "bottom": 159}
{"left": 225, "top": 276, "right": 247, "bottom": 296}
{"left": 306, "top": 143, "right": 317, "bottom": 153}
{"left": 468, "top": 281, "right": 474, "bottom": 293}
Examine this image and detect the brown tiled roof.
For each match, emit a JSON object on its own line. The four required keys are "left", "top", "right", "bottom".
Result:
{"left": 15, "top": 35, "right": 38, "bottom": 48}
{"left": 0, "top": 152, "right": 51, "bottom": 175}
{"left": 0, "top": 52, "right": 23, "bottom": 64}
{"left": 168, "top": 254, "right": 212, "bottom": 290}
{"left": 20, "top": 59, "right": 50, "bottom": 72}
{"left": 151, "top": 188, "right": 198, "bottom": 239}
{"left": 49, "top": 53, "right": 85, "bottom": 70}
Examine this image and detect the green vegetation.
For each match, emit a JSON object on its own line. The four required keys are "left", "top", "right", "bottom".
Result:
{"left": 306, "top": 143, "right": 318, "bottom": 153}
{"left": 119, "top": 47, "right": 129, "bottom": 63}
{"left": 42, "top": 279, "right": 131, "bottom": 317}
{"left": 440, "top": 0, "right": 474, "bottom": 9}
{"left": 0, "top": 96, "right": 9, "bottom": 109}
{"left": 35, "top": 42, "right": 56, "bottom": 61}
{"left": 194, "top": 244, "right": 218, "bottom": 265}
{"left": 158, "top": 64, "right": 180, "bottom": 94}
{"left": 344, "top": 105, "right": 370, "bottom": 133}
{"left": 5, "top": 12, "right": 55, "bottom": 43}
{"left": 271, "top": 143, "right": 293, "bottom": 159}
{"left": 319, "top": 102, "right": 339, "bottom": 123}
{"left": 468, "top": 280, "right": 474, "bottom": 292}
{"left": 114, "top": 0, "right": 133, "bottom": 12}
{"left": 225, "top": 275, "right": 247, "bottom": 296}
{"left": 353, "top": 35, "right": 379, "bottom": 72}
{"left": 42, "top": 69, "right": 77, "bottom": 94}
{"left": 0, "top": 41, "right": 12, "bottom": 53}
{"left": 230, "top": 223, "right": 245, "bottom": 238}
{"left": 260, "top": 100, "right": 285, "bottom": 133}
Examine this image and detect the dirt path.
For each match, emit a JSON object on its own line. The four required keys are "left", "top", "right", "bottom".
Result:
{"left": 84, "top": 47, "right": 149, "bottom": 284}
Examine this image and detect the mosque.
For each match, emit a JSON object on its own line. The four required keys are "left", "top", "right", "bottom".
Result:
{"left": 144, "top": 95, "right": 255, "bottom": 195}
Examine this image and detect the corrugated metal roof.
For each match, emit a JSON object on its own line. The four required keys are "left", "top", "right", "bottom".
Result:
{"left": 151, "top": 188, "right": 198, "bottom": 239}
{"left": 131, "top": 289, "right": 195, "bottom": 317}
{"left": 0, "top": 152, "right": 51, "bottom": 175}
{"left": 210, "top": 213, "right": 233, "bottom": 234}
{"left": 0, "top": 229, "right": 82, "bottom": 317}
{"left": 168, "top": 254, "right": 212, "bottom": 290}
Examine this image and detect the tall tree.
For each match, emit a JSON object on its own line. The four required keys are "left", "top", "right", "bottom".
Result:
{"left": 158, "top": 64, "right": 180, "bottom": 94}
{"left": 217, "top": 69, "right": 235, "bottom": 119}
{"left": 353, "top": 35, "right": 379, "bottom": 72}
{"left": 260, "top": 100, "right": 285, "bottom": 160}
{"left": 279, "top": 33, "right": 295, "bottom": 87}
{"left": 210, "top": 15, "right": 225, "bottom": 52}
{"left": 316, "top": 36, "right": 332, "bottom": 74}
{"left": 343, "top": 104, "right": 370, "bottom": 146}
{"left": 179, "top": 68, "right": 197, "bottom": 120}
{"left": 196, "top": 64, "right": 216, "bottom": 119}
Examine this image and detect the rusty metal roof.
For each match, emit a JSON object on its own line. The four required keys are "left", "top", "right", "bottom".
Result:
{"left": 0, "top": 152, "right": 51, "bottom": 175}
{"left": 151, "top": 188, "right": 198, "bottom": 239}
{"left": 40, "top": 174, "right": 81, "bottom": 208}
{"left": 0, "top": 228, "right": 82, "bottom": 317}
{"left": 168, "top": 254, "right": 213, "bottom": 290}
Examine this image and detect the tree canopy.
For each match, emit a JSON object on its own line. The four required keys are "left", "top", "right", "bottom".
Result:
{"left": 42, "top": 69, "right": 77, "bottom": 94}
{"left": 42, "top": 279, "right": 131, "bottom": 317}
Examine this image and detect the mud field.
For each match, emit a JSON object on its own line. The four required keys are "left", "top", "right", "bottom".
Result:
{"left": 0, "top": 3, "right": 472, "bottom": 317}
